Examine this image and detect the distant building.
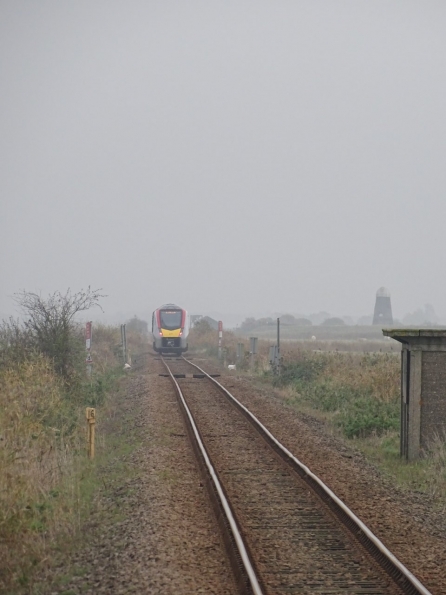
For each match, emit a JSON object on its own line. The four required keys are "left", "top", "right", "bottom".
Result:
{"left": 192, "top": 315, "right": 219, "bottom": 330}
{"left": 201, "top": 316, "right": 219, "bottom": 330}
{"left": 373, "top": 287, "right": 393, "bottom": 326}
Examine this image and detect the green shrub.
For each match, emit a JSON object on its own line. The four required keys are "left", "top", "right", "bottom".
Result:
{"left": 277, "top": 350, "right": 400, "bottom": 440}
{"left": 336, "top": 398, "right": 399, "bottom": 438}
{"left": 81, "top": 367, "right": 122, "bottom": 407}
{"left": 274, "top": 354, "right": 326, "bottom": 387}
{"left": 299, "top": 381, "right": 365, "bottom": 413}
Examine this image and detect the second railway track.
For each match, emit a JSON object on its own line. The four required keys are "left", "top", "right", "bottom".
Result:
{"left": 160, "top": 355, "right": 431, "bottom": 595}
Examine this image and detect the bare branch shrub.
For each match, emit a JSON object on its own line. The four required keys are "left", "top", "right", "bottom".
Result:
{"left": 14, "top": 287, "right": 105, "bottom": 381}
{"left": 0, "top": 317, "right": 34, "bottom": 369}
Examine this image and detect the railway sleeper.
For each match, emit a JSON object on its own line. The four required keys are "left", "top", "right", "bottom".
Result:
{"left": 158, "top": 373, "right": 220, "bottom": 378}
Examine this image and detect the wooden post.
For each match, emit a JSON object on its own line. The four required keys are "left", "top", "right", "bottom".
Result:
{"left": 86, "top": 407, "right": 96, "bottom": 459}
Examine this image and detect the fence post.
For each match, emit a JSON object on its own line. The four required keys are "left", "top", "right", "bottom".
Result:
{"left": 218, "top": 321, "right": 223, "bottom": 359}
{"left": 249, "top": 337, "right": 258, "bottom": 370}
{"left": 121, "top": 324, "right": 127, "bottom": 364}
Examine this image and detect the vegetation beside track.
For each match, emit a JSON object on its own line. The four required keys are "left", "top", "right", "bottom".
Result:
{"left": 189, "top": 324, "right": 446, "bottom": 504}
{"left": 0, "top": 290, "right": 147, "bottom": 594}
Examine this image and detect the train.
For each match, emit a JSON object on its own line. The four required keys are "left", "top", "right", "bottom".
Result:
{"left": 152, "top": 304, "right": 190, "bottom": 354}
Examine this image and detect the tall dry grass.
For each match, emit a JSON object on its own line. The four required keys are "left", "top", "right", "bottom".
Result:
{"left": 0, "top": 354, "right": 84, "bottom": 590}
{"left": 0, "top": 321, "right": 130, "bottom": 592}
{"left": 281, "top": 348, "right": 400, "bottom": 402}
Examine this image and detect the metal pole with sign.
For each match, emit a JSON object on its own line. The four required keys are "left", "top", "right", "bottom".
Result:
{"left": 85, "top": 321, "right": 93, "bottom": 376}
{"left": 218, "top": 321, "right": 223, "bottom": 360}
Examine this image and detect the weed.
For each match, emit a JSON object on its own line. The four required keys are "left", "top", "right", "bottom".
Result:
{"left": 336, "top": 397, "right": 399, "bottom": 438}
{"left": 273, "top": 355, "right": 326, "bottom": 386}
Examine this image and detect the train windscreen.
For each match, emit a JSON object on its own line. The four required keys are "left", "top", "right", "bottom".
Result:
{"left": 160, "top": 310, "right": 182, "bottom": 330}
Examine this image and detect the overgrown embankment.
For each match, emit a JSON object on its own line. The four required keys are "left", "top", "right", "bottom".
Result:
{"left": 0, "top": 290, "right": 147, "bottom": 593}
{"left": 275, "top": 351, "right": 400, "bottom": 438}
{"left": 273, "top": 350, "right": 446, "bottom": 502}
{"left": 190, "top": 324, "right": 446, "bottom": 502}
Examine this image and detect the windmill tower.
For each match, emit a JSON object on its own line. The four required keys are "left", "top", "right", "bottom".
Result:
{"left": 373, "top": 287, "right": 393, "bottom": 326}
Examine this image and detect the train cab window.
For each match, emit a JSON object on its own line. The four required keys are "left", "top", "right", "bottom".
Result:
{"left": 160, "top": 310, "right": 182, "bottom": 330}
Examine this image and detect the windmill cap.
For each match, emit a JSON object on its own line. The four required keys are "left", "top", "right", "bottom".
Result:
{"left": 376, "top": 287, "right": 390, "bottom": 298}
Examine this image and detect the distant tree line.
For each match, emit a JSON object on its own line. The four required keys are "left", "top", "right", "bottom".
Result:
{"left": 240, "top": 315, "right": 313, "bottom": 331}
{"left": 240, "top": 315, "right": 350, "bottom": 330}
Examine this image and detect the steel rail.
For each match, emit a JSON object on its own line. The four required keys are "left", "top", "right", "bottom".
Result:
{"left": 161, "top": 357, "right": 264, "bottom": 595}
{"left": 183, "top": 357, "right": 432, "bottom": 595}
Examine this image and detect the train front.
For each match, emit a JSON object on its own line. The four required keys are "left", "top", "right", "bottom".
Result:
{"left": 152, "top": 305, "right": 189, "bottom": 354}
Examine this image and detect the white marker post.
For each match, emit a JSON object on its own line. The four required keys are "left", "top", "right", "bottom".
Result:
{"left": 85, "top": 321, "right": 93, "bottom": 376}
{"left": 218, "top": 320, "right": 223, "bottom": 360}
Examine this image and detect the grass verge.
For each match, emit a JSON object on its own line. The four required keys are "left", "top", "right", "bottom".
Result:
{"left": 270, "top": 349, "right": 446, "bottom": 504}
{"left": 34, "top": 377, "right": 143, "bottom": 594}
{"left": 0, "top": 320, "right": 146, "bottom": 594}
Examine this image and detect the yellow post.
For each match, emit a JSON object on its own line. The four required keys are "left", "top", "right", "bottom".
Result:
{"left": 86, "top": 407, "right": 96, "bottom": 459}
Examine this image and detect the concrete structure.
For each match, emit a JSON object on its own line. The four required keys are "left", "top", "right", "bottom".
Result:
{"left": 373, "top": 287, "right": 393, "bottom": 326}
{"left": 383, "top": 329, "right": 446, "bottom": 460}
{"left": 202, "top": 316, "right": 219, "bottom": 330}
{"left": 191, "top": 315, "right": 219, "bottom": 330}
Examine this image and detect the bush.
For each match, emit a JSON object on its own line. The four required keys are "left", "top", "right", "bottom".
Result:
{"left": 274, "top": 354, "right": 326, "bottom": 386}
{"left": 301, "top": 382, "right": 364, "bottom": 413}
{"left": 0, "top": 289, "right": 140, "bottom": 591}
{"left": 277, "top": 350, "right": 400, "bottom": 439}
{"left": 0, "top": 318, "right": 34, "bottom": 369}
{"left": 337, "top": 398, "right": 399, "bottom": 438}
{"left": 14, "top": 288, "right": 104, "bottom": 382}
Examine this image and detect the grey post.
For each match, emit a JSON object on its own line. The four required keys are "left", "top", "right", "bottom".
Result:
{"left": 249, "top": 337, "right": 258, "bottom": 370}
{"left": 121, "top": 324, "right": 127, "bottom": 364}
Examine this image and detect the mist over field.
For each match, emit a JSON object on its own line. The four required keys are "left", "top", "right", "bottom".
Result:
{"left": 2, "top": 2, "right": 446, "bottom": 326}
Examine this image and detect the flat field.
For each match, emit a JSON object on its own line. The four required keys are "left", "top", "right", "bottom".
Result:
{"left": 235, "top": 324, "right": 399, "bottom": 353}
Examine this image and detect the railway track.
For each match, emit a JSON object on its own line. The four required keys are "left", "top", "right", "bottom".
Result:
{"left": 160, "top": 355, "right": 431, "bottom": 595}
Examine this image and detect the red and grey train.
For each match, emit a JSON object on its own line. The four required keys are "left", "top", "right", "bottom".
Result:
{"left": 152, "top": 304, "right": 190, "bottom": 354}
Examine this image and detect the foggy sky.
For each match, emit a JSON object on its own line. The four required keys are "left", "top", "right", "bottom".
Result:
{"left": 2, "top": 1, "right": 446, "bottom": 325}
